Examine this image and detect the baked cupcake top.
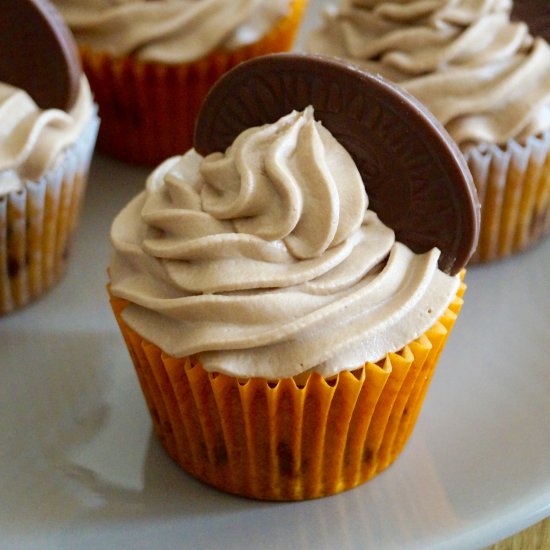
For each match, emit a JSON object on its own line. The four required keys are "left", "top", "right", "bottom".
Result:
{"left": 53, "top": 0, "right": 293, "bottom": 63}
{"left": 308, "top": 0, "right": 550, "bottom": 149}
{"left": 110, "top": 107, "right": 460, "bottom": 379}
{"left": 0, "top": 0, "right": 96, "bottom": 195}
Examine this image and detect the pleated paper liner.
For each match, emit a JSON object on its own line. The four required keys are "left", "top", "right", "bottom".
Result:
{"left": 108, "top": 276, "right": 465, "bottom": 501}
{"left": 0, "top": 114, "right": 99, "bottom": 315}
{"left": 79, "top": 0, "right": 308, "bottom": 166}
{"left": 466, "top": 130, "right": 550, "bottom": 264}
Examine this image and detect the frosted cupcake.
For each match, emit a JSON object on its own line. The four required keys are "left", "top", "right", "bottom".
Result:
{"left": 0, "top": 0, "right": 99, "bottom": 314}
{"left": 108, "top": 54, "right": 478, "bottom": 500}
{"left": 309, "top": 0, "right": 550, "bottom": 263}
{"left": 52, "top": 0, "right": 308, "bottom": 166}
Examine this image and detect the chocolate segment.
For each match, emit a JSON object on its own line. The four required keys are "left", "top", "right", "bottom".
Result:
{"left": 512, "top": 0, "right": 550, "bottom": 42}
{"left": 0, "top": 0, "right": 81, "bottom": 111}
{"left": 195, "top": 53, "right": 480, "bottom": 275}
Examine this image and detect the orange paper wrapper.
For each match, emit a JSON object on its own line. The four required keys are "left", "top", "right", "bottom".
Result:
{"left": 108, "top": 276, "right": 465, "bottom": 501}
{"left": 466, "top": 130, "right": 550, "bottom": 264}
{"left": 80, "top": 0, "right": 308, "bottom": 166}
{"left": 0, "top": 115, "right": 99, "bottom": 315}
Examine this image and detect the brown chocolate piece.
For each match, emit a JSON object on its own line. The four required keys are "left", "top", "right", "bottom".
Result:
{"left": 0, "top": 0, "right": 81, "bottom": 111}
{"left": 194, "top": 53, "right": 480, "bottom": 275}
{"left": 512, "top": 0, "right": 550, "bottom": 42}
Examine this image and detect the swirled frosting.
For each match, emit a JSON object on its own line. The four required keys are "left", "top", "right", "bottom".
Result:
{"left": 308, "top": 0, "right": 550, "bottom": 148}
{"left": 109, "top": 108, "right": 459, "bottom": 379}
{"left": 53, "top": 0, "right": 292, "bottom": 63}
{"left": 0, "top": 77, "right": 95, "bottom": 195}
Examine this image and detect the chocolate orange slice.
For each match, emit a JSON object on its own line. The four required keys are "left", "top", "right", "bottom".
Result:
{"left": 194, "top": 53, "right": 480, "bottom": 275}
{"left": 512, "top": 1, "right": 550, "bottom": 42}
{"left": 0, "top": 0, "right": 81, "bottom": 111}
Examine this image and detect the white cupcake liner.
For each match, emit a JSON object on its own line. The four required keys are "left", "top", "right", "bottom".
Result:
{"left": 465, "top": 129, "right": 550, "bottom": 263}
{"left": 0, "top": 111, "right": 99, "bottom": 314}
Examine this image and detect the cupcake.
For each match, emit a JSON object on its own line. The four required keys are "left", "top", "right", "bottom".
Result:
{"left": 308, "top": 0, "right": 550, "bottom": 263}
{"left": 0, "top": 0, "right": 99, "bottom": 315}
{"left": 108, "top": 54, "right": 479, "bottom": 500}
{"left": 52, "top": 0, "right": 308, "bottom": 166}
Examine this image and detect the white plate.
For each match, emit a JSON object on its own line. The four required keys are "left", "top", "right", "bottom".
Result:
{"left": 2, "top": 3, "right": 550, "bottom": 548}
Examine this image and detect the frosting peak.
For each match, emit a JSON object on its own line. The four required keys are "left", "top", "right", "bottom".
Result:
{"left": 138, "top": 108, "right": 372, "bottom": 295}
{"left": 199, "top": 108, "right": 367, "bottom": 259}
{"left": 110, "top": 108, "right": 459, "bottom": 379}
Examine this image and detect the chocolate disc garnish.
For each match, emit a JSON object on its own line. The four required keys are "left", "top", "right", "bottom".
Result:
{"left": 0, "top": 0, "right": 81, "bottom": 111}
{"left": 195, "top": 53, "right": 480, "bottom": 275}
{"left": 512, "top": 1, "right": 550, "bottom": 42}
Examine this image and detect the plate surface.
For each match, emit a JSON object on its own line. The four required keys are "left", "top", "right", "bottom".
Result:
{"left": 1, "top": 2, "right": 549, "bottom": 548}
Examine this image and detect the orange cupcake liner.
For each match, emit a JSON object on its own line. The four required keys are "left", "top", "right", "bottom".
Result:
{"left": 0, "top": 116, "right": 99, "bottom": 315}
{"left": 466, "top": 130, "right": 550, "bottom": 263}
{"left": 80, "top": 0, "right": 308, "bottom": 166}
{"left": 108, "top": 276, "right": 466, "bottom": 501}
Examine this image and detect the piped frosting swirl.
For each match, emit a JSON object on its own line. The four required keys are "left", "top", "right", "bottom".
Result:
{"left": 53, "top": 0, "right": 292, "bottom": 63}
{"left": 110, "top": 108, "right": 459, "bottom": 379}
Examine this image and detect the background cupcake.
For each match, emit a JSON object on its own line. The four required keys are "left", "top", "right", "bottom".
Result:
{"left": 0, "top": 0, "right": 99, "bottom": 315}
{"left": 52, "top": 0, "right": 308, "bottom": 166}
{"left": 309, "top": 0, "right": 550, "bottom": 263}
{"left": 107, "top": 54, "right": 478, "bottom": 500}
